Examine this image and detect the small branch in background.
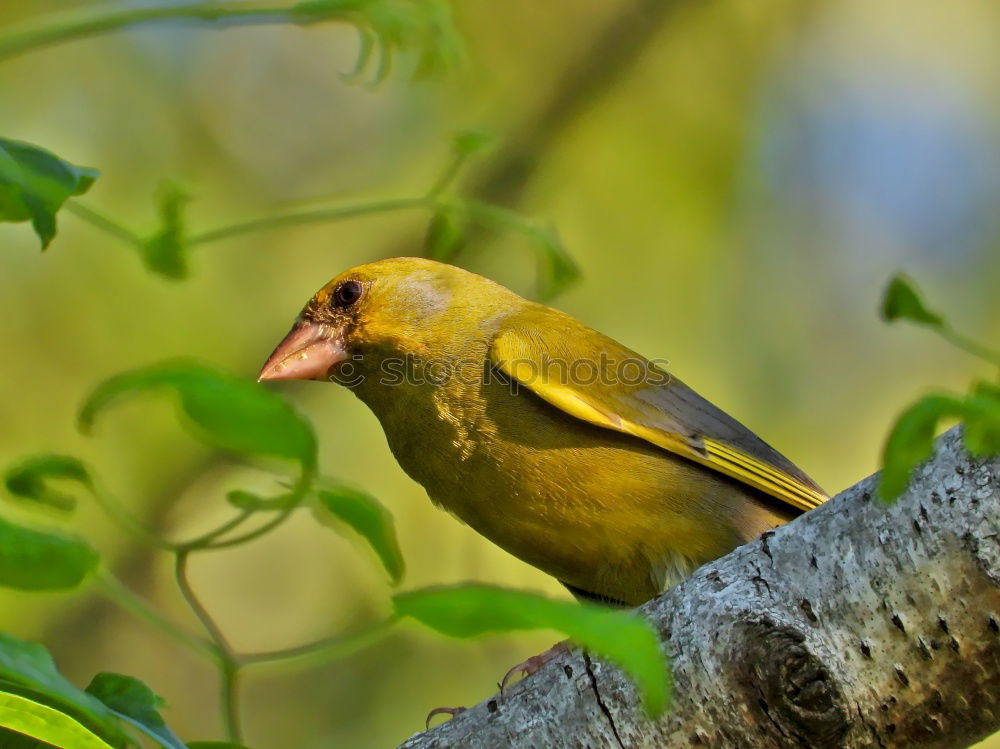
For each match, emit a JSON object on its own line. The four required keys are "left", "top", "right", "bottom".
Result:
{"left": 0, "top": 0, "right": 464, "bottom": 83}
{"left": 238, "top": 616, "right": 398, "bottom": 667}
{"left": 63, "top": 202, "right": 142, "bottom": 249}
{"left": 0, "top": 3, "right": 315, "bottom": 62}
{"left": 186, "top": 197, "right": 433, "bottom": 246}
{"left": 93, "top": 570, "right": 218, "bottom": 662}
{"left": 465, "top": 0, "right": 689, "bottom": 210}
{"left": 939, "top": 325, "right": 1000, "bottom": 369}
{"left": 174, "top": 550, "right": 242, "bottom": 742}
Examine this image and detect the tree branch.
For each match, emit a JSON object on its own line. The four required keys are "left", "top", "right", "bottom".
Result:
{"left": 402, "top": 426, "right": 1000, "bottom": 748}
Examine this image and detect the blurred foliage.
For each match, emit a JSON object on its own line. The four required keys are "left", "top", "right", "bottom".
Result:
{"left": 395, "top": 584, "right": 669, "bottom": 716}
{"left": 0, "top": 691, "right": 113, "bottom": 749}
{"left": 0, "top": 633, "right": 132, "bottom": 746}
{"left": 78, "top": 361, "right": 318, "bottom": 475}
{"left": 0, "top": 0, "right": 465, "bottom": 80}
{"left": 0, "top": 360, "right": 668, "bottom": 745}
{"left": 142, "top": 181, "right": 192, "bottom": 280}
{"left": 84, "top": 672, "right": 185, "bottom": 749}
{"left": 0, "top": 137, "right": 97, "bottom": 248}
{"left": 879, "top": 275, "right": 1000, "bottom": 502}
{"left": 0, "top": 518, "right": 97, "bottom": 592}
{"left": 4, "top": 454, "right": 92, "bottom": 513}
{"left": 0, "top": 3, "right": 654, "bottom": 746}
{"left": 313, "top": 481, "right": 405, "bottom": 584}
{"left": 1, "top": 0, "right": 999, "bottom": 747}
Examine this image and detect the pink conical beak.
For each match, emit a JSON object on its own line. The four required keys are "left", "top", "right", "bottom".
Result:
{"left": 258, "top": 320, "right": 349, "bottom": 382}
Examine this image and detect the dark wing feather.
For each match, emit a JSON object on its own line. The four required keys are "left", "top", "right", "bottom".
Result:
{"left": 490, "top": 306, "right": 827, "bottom": 512}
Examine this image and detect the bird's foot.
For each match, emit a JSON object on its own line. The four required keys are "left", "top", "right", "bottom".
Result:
{"left": 500, "top": 640, "right": 571, "bottom": 694}
{"left": 425, "top": 705, "right": 466, "bottom": 729}
{"left": 423, "top": 641, "right": 570, "bottom": 729}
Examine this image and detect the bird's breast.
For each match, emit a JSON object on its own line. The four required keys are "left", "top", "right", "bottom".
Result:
{"left": 357, "top": 370, "right": 789, "bottom": 606}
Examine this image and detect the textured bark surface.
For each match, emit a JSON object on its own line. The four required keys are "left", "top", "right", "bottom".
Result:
{"left": 400, "top": 427, "right": 1000, "bottom": 748}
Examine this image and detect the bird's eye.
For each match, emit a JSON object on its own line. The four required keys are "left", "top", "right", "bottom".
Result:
{"left": 332, "top": 280, "right": 363, "bottom": 308}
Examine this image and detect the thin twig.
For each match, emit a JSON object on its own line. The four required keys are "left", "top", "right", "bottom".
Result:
{"left": 240, "top": 616, "right": 399, "bottom": 666}
{"left": 174, "top": 551, "right": 234, "bottom": 654}
{"left": 174, "top": 549, "right": 243, "bottom": 742}
{"left": 65, "top": 201, "right": 143, "bottom": 247}
{"left": 177, "top": 508, "right": 256, "bottom": 551}
{"left": 94, "top": 570, "right": 219, "bottom": 662}
{"left": 187, "top": 196, "right": 435, "bottom": 246}
{"left": 220, "top": 662, "right": 243, "bottom": 744}
{"left": 0, "top": 3, "right": 322, "bottom": 63}
{"left": 940, "top": 325, "right": 1000, "bottom": 368}
{"left": 426, "top": 151, "right": 472, "bottom": 199}
{"left": 199, "top": 504, "right": 300, "bottom": 550}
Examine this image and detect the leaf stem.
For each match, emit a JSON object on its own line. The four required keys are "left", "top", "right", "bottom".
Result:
{"left": 64, "top": 201, "right": 143, "bottom": 247}
{"left": 87, "top": 478, "right": 260, "bottom": 553}
{"left": 87, "top": 481, "right": 175, "bottom": 552}
{"left": 174, "top": 549, "right": 244, "bottom": 742}
{"left": 187, "top": 196, "right": 436, "bottom": 246}
{"left": 176, "top": 508, "right": 256, "bottom": 551}
{"left": 0, "top": 3, "right": 329, "bottom": 63}
{"left": 461, "top": 198, "right": 546, "bottom": 238}
{"left": 939, "top": 325, "right": 1000, "bottom": 368}
{"left": 199, "top": 504, "right": 300, "bottom": 550}
{"left": 94, "top": 569, "right": 219, "bottom": 662}
{"left": 174, "top": 551, "right": 235, "bottom": 656}
{"left": 220, "top": 662, "right": 243, "bottom": 744}
{"left": 426, "top": 151, "right": 471, "bottom": 199}
{"left": 198, "top": 466, "right": 316, "bottom": 550}
{"left": 239, "top": 615, "right": 399, "bottom": 666}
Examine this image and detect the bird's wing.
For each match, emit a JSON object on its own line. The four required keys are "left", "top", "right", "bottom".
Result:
{"left": 489, "top": 307, "right": 827, "bottom": 512}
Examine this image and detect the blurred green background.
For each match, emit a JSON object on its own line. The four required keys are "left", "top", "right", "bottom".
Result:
{"left": 2, "top": 0, "right": 999, "bottom": 746}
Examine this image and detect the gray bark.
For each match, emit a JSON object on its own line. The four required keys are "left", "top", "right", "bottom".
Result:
{"left": 400, "top": 426, "right": 1000, "bottom": 748}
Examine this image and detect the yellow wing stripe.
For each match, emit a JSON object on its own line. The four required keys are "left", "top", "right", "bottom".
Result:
{"left": 705, "top": 440, "right": 827, "bottom": 511}
{"left": 707, "top": 441, "right": 807, "bottom": 496}
{"left": 620, "top": 424, "right": 825, "bottom": 513}
{"left": 496, "top": 361, "right": 828, "bottom": 513}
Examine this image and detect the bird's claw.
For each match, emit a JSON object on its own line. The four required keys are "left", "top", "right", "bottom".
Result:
{"left": 500, "top": 641, "right": 571, "bottom": 694}
{"left": 425, "top": 705, "right": 466, "bottom": 729}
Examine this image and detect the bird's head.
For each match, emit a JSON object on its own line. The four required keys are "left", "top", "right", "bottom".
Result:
{"left": 258, "top": 256, "right": 515, "bottom": 384}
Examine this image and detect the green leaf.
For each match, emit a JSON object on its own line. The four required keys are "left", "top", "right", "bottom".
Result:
{"left": 225, "top": 489, "right": 295, "bottom": 511}
{"left": 410, "top": 0, "right": 465, "bottom": 79}
{"left": 462, "top": 200, "right": 581, "bottom": 301}
{"left": 0, "top": 516, "right": 98, "bottom": 590}
{"left": 962, "top": 381, "right": 1000, "bottom": 456}
{"left": 78, "top": 361, "right": 317, "bottom": 473}
{"left": 0, "top": 635, "right": 127, "bottom": 745}
{"left": 140, "top": 181, "right": 190, "bottom": 280}
{"left": 86, "top": 673, "right": 184, "bottom": 749}
{"left": 881, "top": 274, "right": 944, "bottom": 327}
{"left": 973, "top": 381, "right": 1000, "bottom": 400}
{"left": 0, "top": 725, "right": 57, "bottom": 749}
{"left": 880, "top": 393, "right": 965, "bottom": 503}
{"left": 226, "top": 490, "right": 265, "bottom": 511}
{"left": 535, "top": 226, "right": 580, "bottom": 301}
{"left": 452, "top": 129, "right": 495, "bottom": 157}
{"left": 293, "top": 0, "right": 464, "bottom": 84}
{"left": 4, "top": 455, "right": 91, "bottom": 513}
{"left": 0, "top": 137, "right": 98, "bottom": 249}
{"left": 188, "top": 743, "right": 253, "bottom": 749}
{"left": 423, "top": 207, "right": 466, "bottom": 262}
{"left": 0, "top": 691, "right": 114, "bottom": 749}
{"left": 394, "top": 584, "right": 670, "bottom": 715}
{"left": 314, "top": 482, "right": 404, "bottom": 584}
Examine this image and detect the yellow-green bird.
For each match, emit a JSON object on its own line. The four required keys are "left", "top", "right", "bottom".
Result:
{"left": 260, "top": 257, "right": 826, "bottom": 607}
